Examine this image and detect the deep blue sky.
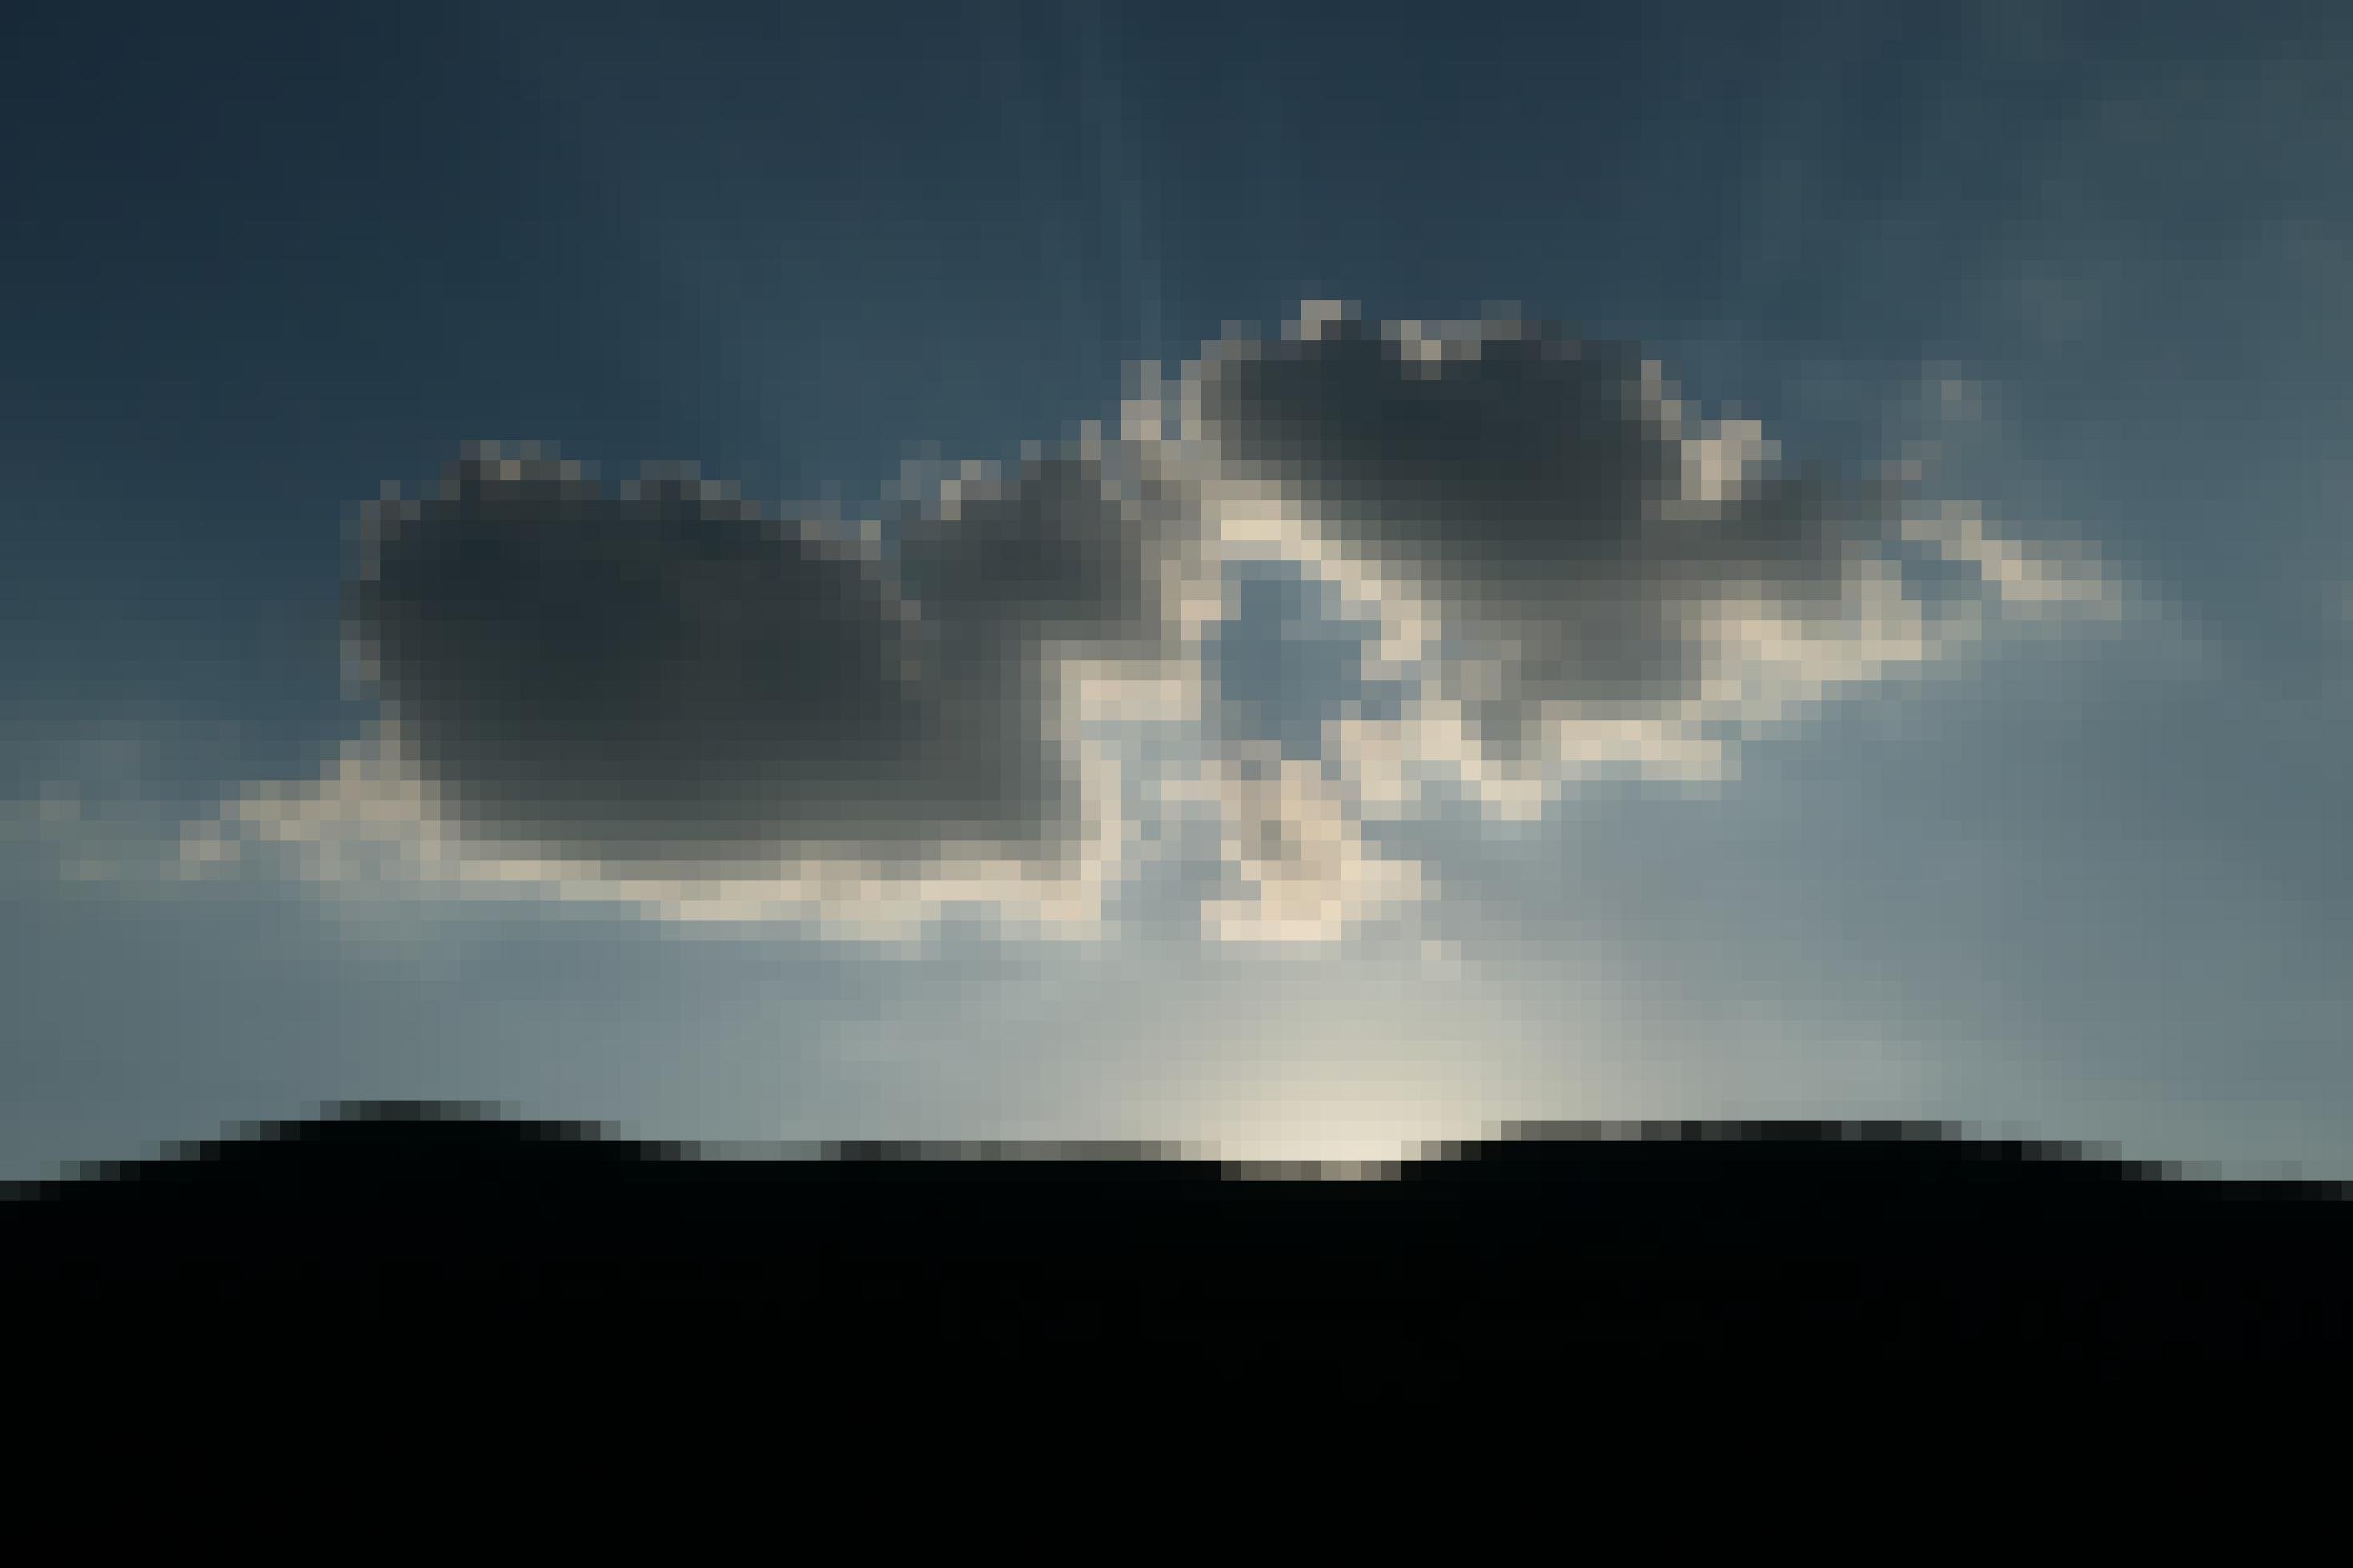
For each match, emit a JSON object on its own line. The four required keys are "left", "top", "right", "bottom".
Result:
{"left": 5, "top": 1, "right": 2351, "bottom": 1175}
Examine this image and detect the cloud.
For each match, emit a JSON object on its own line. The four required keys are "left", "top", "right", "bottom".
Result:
{"left": 1183, "top": 308, "right": 1855, "bottom": 725}
{"left": 1142, "top": 303, "right": 2122, "bottom": 820}
{"left": 195, "top": 439, "right": 1212, "bottom": 940}
{"left": 185, "top": 305, "right": 2122, "bottom": 946}
{"left": 894, "top": 435, "right": 1198, "bottom": 667}
{"left": 347, "top": 449, "right": 960, "bottom": 871}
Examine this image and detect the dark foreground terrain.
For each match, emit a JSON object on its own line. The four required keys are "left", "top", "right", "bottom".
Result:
{"left": 7, "top": 1105, "right": 2347, "bottom": 1382}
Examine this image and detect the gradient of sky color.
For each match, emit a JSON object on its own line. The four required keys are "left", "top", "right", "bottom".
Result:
{"left": 4, "top": 0, "right": 2351, "bottom": 1177}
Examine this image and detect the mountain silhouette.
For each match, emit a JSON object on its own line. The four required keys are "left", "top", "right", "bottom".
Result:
{"left": 8, "top": 1103, "right": 2345, "bottom": 1378}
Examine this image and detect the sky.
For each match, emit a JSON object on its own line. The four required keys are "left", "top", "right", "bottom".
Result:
{"left": 4, "top": 0, "right": 2351, "bottom": 1177}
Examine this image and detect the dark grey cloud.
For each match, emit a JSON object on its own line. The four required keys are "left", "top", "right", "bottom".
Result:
{"left": 895, "top": 449, "right": 1189, "bottom": 664}
{"left": 1186, "top": 311, "right": 1899, "bottom": 762}
{"left": 345, "top": 446, "right": 1166, "bottom": 878}
{"left": 204, "top": 307, "right": 2110, "bottom": 943}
